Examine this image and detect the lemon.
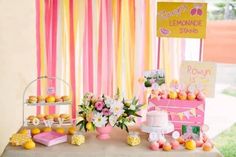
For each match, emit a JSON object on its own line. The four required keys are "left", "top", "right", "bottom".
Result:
{"left": 55, "top": 127, "right": 65, "bottom": 134}
{"left": 23, "top": 140, "right": 36, "bottom": 150}
{"left": 42, "top": 127, "right": 52, "bottom": 132}
{"left": 19, "top": 129, "right": 28, "bottom": 135}
{"left": 86, "top": 122, "right": 93, "bottom": 131}
{"left": 185, "top": 140, "right": 196, "bottom": 150}
{"left": 31, "top": 128, "right": 41, "bottom": 136}
{"left": 68, "top": 127, "right": 76, "bottom": 135}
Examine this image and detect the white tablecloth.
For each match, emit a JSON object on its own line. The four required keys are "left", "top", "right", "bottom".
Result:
{"left": 2, "top": 127, "right": 223, "bottom": 157}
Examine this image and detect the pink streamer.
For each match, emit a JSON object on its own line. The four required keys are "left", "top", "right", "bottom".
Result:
{"left": 69, "top": 0, "right": 76, "bottom": 119}
{"left": 36, "top": 0, "right": 41, "bottom": 114}
{"left": 97, "top": 0, "right": 103, "bottom": 95}
{"left": 88, "top": 0, "right": 94, "bottom": 92}
{"left": 106, "top": 0, "right": 113, "bottom": 96}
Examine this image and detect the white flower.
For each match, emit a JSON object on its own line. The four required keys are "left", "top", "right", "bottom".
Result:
{"left": 129, "top": 104, "right": 136, "bottom": 110}
{"left": 92, "top": 113, "right": 107, "bottom": 127}
{"left": 110, "top": 100, "right": 124, "bottom": 116}
{"left": 104, "top": 98, "right": 114, "bottom": 108}
{"left": 109, "top": 115, "right": 118, "bottom": 126}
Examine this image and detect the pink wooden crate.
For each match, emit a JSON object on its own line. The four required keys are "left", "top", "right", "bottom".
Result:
{"left": 148, "top": 98, "right": 205, "bottom": 132}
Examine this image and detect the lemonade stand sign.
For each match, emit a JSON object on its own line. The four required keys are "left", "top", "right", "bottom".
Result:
{"left": 157, "top": 2, "right": 207, "bottom": 38}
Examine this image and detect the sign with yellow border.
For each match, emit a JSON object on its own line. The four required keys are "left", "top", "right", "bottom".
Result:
{"left": 157, "top": 2, "right": 207, "bottom": 38}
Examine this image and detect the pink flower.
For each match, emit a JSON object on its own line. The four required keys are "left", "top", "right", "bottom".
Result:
{"left": 102, "top": 108, "right": 111, "bottom": 116}
{"left": 95, "top": 101, "right": 104, "bottom": 111}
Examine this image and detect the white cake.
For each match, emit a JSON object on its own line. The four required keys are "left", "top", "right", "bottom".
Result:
{"left": 146, "top": 110, "right": 168, "bottom": 127}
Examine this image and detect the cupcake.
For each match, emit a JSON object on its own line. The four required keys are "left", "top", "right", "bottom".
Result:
{"left": 28, "top": 96, "right": 37, "bottom": 104}
{"left": 196, "top": 139, "right": 204, "bottom": 147}
{"left": 37, "top": 96, "right": 45, "bottom": 103}
{"left": 177, "top": 136, "right": 185, "bottom": 145}
{"left": 60, "top": 114, "right": 70, "bottom": 121}
{"left": 27, "top": 115, "right": 36, "bottom": 123}
{"left": 52, "top": 114, "right": 60, "bottom": 122}
{"left": 44, "top": 115, "right": 54, "bottom": 120}
{"left": 55, "top": 96, "right": 63, "bottom": 103}
{"left": 202, "top": 142, "right": 213, "bottom": 151}
{"left": 196, "top": 92, "right": 205, "bottom": 101}
{"left": 171, "top": 140, "right": 180, "bottom": 150}
{"left": 187, "top": 92, "right": 196, "bottom": 100}
{"left": 36, "top": 114, "right": 45, "bottom": 121}
{"left": 149, "top": 142, "right": 159, "bottom": 151}
{"left": 61, "top": 96, "right": 70, "bottom": 102}
{"left": 163, "top": 142, "right": 172, "bottom": 151}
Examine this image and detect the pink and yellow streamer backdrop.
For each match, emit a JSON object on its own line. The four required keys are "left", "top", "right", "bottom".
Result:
{"left": 35, "top": 0, "right": 188, "bottom": 119}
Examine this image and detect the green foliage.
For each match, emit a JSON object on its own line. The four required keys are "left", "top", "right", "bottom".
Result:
{"left": 214, "top": 123, "right": 236, "bottom": 157}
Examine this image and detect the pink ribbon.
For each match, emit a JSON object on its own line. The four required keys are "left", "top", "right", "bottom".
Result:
{"left": 69, "top": 0, "right": 76, "bottom": 119}
{"left": 36, "top": 0, "right": 41, "bottom": 114}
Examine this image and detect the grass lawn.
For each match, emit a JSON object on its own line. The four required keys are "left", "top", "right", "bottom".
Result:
{"left": 214, "top": 123, "right": 236, "bottom": 157}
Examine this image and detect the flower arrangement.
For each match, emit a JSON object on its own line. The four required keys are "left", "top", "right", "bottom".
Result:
{"left": 77, "top": 91, "right": 142, "bottom": 132}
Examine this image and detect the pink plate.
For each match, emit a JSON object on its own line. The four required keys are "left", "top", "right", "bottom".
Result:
{"left": 33, "top": 131, "right": 67, "bottom": 146}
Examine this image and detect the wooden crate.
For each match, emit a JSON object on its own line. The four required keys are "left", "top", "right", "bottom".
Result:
{"left": 148, "top": 98, "right": 205, "bottom": 132}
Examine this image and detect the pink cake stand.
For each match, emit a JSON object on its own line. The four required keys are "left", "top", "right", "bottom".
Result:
{"left": 140, "top": 122, "right": 174, "bottom": 142}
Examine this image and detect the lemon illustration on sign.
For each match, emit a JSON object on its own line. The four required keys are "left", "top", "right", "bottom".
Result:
{"left": 31, "top": 128, "right": 41, "bottom": 136}
{"left": 23, "top": 140, "right": 36, "bottom": 150}
{"left": 68, "top": 126, "right": 76, "bottom": 135}
{"left": 19, "top": 129, "right": 28, "bottom": 135}
{"left": 42, "top": 127, "right": 52, "bottom": 132}
{"left": 55, "top": 127, "right": 65, "bottom": 134}
{"left": 86, "top": 122, "right": 93, "bottom": 131}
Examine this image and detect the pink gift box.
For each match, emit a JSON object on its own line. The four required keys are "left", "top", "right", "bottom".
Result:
{"left": 148, "top": 98, "right": 205, "bottom": 132}
{"left": 33, "top": 131, "right": 67, "bottom": 146}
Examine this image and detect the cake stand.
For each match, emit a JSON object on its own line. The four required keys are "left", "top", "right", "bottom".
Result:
{"left": 140, "top": 122, "right": 174, "bottom": 142}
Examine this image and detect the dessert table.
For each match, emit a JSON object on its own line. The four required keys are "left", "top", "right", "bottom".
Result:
{"left": 2, "top": 127, "right": 223, "bottom": 157}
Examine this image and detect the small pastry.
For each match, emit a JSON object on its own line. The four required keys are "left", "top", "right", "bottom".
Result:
{"left": 52, "top": 114, "right": 60, "bottom": 122}
{"left": 55, "top": 97, "right": 63, "bottom": 102}
{"left": 202, "top": 134, "right": 209, "bottom": 143}
{"left": 187, "top": 92, "right": 196, "bottom": 100}
{"left": 196, "top": 139, "right": 204, "bottom": 147}
{"left": 185, "top": 139, "right": 196, "bottom": 150}
{"left": 42, "top": 127, "right": 52, "bottom": 132}
{"left": 168, "top": 90, "right": 178, "bottom": 99}
{"left": 31, "top": 128, "right": 41, "bottom": 136}
{"left": 23, "top": 140, "right": 36, "bottom": 150}
{"left": 61, "top": 96, "right": 70, "bottom": 102}
{"left": 36, "top": 114, "right": 45, "bottom": 121}
{"left": 158, "top": 139, "right": 166, "bottom": 148}
{"left": 178, "top": 91, "right": 187, "bottom": 100}
{"left": 27, "top": 115, "right": 36, "bottom": 123}
{"left": 55, "top": 127, "right": 65, "bottom": 134}
{"left": 44, "top": 114, "right": 54, "bottom": 120}
{"left": 37, "top": 96, "right": 45, "bottom": 103}
{"left": 171, "top": 140, "right": 180, "bottom": 150}
{"left": 60, "top": 114, "right": 70, "bottom": 121}
{"left": 196, "top": 92, "right": 205, "bottom": 101}
{"left": 68, "top": 126, "right": 76, "bottom": 135}
{"left": 149, "top": 142, "right": 159, "bottom": 151}
{"left": 28, "top": 96, "right": 37, "bottom": 104}
{"left": 45, "top": 96, "right": 56, "bottom": 103}
{"left": 177, "top": 136, "right": 185, "bottom": 145}
{"left": 202, "top": 142, "right": 213, "bottom": 151}
{"left": 163, "top": 142, "right": 172, "bottom": 151}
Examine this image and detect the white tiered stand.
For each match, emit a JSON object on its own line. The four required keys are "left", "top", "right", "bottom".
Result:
{"left": 22, "top": 76, "right": 72, "bottom": 126}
